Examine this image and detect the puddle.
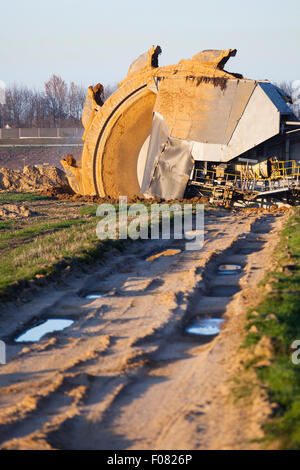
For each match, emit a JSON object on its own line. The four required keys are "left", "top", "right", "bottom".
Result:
{"left": 208, "top": 285, "right": 240, "bottom": 297}
{"left": 85, "top": 294, "right": 103, "bottom": 300}
{"left": 15, "top": 319, "right": 74, "bottom": 343}
{"left": 239, "top": 244, "right": 263, "bottom": 254}
{"left": 186, "top": 318, "right": 225, "bottom": 336}
{"left": 218, "top": 264, "right": 241, "bottom": 275}
{"left": 146, "top": 249, "right": 181, "bottom": 262}
{"left": 240, "top": 248, "right": 254, "bottom": 255}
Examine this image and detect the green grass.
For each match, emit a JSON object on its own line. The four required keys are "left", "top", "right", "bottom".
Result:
{"left": 0, "top": 199, "right": 207, "bottom": 299}
{"left": 0, "top": 216, "right": 126, "bottom": 297}
{"left": 0, "top": 195, "right": 109, "bottom": 296}
{"left": 0, "top": 220, "right": 16, "bottom": 230}
{"left": 78, "top": 202, "right": 156, "bottom": 218}
{"left": 0, "top": 218, "right": 97, "bottom": 250}
{"left": 0, "top": 200, "right": 160, "bottom": 298}
{"left": 79, "top": 205, "right": 98, "bottom": 217}
{"left": 0, "top": 192, "right": 50, "bottom": 204}
{"left": 243, "top": 207, "right": 300, "bottom": 449}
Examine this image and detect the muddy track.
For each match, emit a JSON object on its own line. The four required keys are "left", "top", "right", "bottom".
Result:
{"left": 0, "top": 210, "right": 287, "bottom": 449}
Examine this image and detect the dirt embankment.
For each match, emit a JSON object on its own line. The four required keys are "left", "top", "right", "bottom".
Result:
{"left": 0, "top": 165, "right": 68, "bottom": 193}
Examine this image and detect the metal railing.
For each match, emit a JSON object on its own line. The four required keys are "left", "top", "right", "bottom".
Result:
{"left": 193, "top": 160, "right": 300, "bottom": 194}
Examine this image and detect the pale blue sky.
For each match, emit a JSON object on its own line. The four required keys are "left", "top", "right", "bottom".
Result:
{"left": 0, "top": 0, "right": 299, "bottom": 89}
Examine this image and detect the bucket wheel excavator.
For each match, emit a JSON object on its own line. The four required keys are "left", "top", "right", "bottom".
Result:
{"left": 62, "top": 46, "right": 296, "bottom": 201}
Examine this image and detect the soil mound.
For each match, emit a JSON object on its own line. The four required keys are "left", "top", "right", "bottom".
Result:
{"left": 0, "top": 165, "right": 69, "bottom": 192}
{"left": 0, "top": 204, "right": 34, "bottom": 219}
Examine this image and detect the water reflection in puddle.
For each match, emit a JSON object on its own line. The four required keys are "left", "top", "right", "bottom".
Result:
{"left": 85, "top": 294, "right": 103, "bottom": 300}
{"left": 209, "top": 285, "right": 240, "bottom": 297}
{"left": 240, "top": 249, "right": 254, "bottom": 255}
{"left": 218, "top": 264, "right": 241, "bottom": 275}
{"left": 15, "top": 319, "right": 74, "bottom": 343}
{"left": 186, "top": 318, "right": 225, "bottom": 336}
{"left": 146, "top": 249, "right": 181, "bottom": 262}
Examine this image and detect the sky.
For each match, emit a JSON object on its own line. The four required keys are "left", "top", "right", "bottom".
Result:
{"left": 0, "top": 0, "right": 299, "bottom": 91}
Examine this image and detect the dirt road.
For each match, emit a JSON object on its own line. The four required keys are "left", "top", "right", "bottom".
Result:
{"left": 0, "top": 209, "right": 287, "bottom": 449}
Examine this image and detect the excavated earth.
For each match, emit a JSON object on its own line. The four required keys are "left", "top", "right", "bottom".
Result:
{"left": 0, "top": 165, "right": 68, "bottom": 192}
{"left": 0, "top": 208, "right": 288, "bottom": 450}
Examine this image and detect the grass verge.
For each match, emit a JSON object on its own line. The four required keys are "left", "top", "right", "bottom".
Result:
{"left": 0, "top": 220, "right": 126, "bottom": 298}
{"left": 0, "top": 193, "right": 50, "bottom": 204}
{"left": 243, "top": 207, "right": 300, "bottom": 449}
{"left": 0, "top": 196, "right": 205, "bottom": 300}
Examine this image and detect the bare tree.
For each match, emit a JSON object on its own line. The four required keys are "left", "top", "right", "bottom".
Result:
{"left": 272, "top": 80, "right": 300, "bottom": 118}
{"left": 277, "top": 81, "right": 293, "bottom": 99}
{"left": 0, "top": 77, "right": 120, "bottom": 128}
{"left": 28, "top": 90, "right": 49, "bottom": 127}
{"left": 68, "top": 82, "right": 86, "bottom": 125}
{"left": 44, "top": 74, "right": 68, "bottom": 126}
{"left": 4, "top": 85, "right": 29, "bottom": 127}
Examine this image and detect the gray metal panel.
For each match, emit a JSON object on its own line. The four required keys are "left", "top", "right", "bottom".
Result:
{"left": 188, "top": 80, "right": 256, "bottom": 145}
{"left": 191, "top": 85, "right": 282, "bottom": 162}
{"left": 145, "top": 136, "right": 193, "bottom": 200}
{"left": 154, "top": 78, "right": 256, "bottom": 146}
{"left": 192, "top": 142, "right": 227, "bottom": 162}
{"left": 227, "top": 85, "right": 280, "bottom": 160}
{"left": 223, "top": 80, "right": 256, "bottom": 142}
{"left": 188, "top": 80, "right": 241, "bottom": 144}
{"left": 141, "top": 112, "right": 169, "bottom": 194}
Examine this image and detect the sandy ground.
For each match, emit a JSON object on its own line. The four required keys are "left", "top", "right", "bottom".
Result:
{"left": 0, "top": 209, "right": 287, "bottom": 449}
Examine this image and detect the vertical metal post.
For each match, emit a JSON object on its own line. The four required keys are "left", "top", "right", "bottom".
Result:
{"left": 285, "top": 134, "right": 290, "bottom": 162}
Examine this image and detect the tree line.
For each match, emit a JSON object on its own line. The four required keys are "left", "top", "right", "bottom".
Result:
{"left": 0, "top": 77, "right": 298, "bottom": 129}
{"left": 0, "top": 75, "right": 117, "bottom": 128}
